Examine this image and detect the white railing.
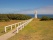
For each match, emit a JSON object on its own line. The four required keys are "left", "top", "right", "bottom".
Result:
{"left": 4, "top": 18, "right": 33, "bottom": 33}
{"left": 4, "top": 23, "right": 18, "bottom": 32}
{"left": 16, "top": 18, "right": 33, "bottom": 33}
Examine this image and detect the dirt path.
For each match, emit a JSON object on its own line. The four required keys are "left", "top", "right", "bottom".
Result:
{"left": 0, "top": 28, "right": 17, "bottom": 40}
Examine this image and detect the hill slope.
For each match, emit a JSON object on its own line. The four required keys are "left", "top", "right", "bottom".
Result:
{"left": 8, "top": 19, "right": 53, "bottom": 40}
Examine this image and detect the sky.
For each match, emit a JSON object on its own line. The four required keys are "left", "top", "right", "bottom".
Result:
{"left": 0, "top": 0, "right": 53, "bottom": 14}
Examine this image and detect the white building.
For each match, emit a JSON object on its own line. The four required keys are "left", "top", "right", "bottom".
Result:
{"left": 34, "top": 10, "right": 37, "bottom": 18}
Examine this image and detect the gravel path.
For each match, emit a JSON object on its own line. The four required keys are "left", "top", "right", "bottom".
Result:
{"left": 0, "top": 28, "right": 17, "bottom": 40}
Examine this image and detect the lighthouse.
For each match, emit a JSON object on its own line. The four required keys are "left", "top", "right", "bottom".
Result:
{"left": 34, "top": 10, "right": 37, "bottom": 18}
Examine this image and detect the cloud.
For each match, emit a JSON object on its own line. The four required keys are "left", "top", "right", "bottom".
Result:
{"left": 37, "top": 6, "right": 53, "bottom": 14}
{"left": 0, "top": 8, "right": 19, "bottom": 13}
{"left": 0, "top": 6, "right": 53, "bottom": 14}
{"left": 18, "top": 6, "right": 53, "bottom": 14}
{"left": 18, "top": 10, "right": 34, "bottom": 14}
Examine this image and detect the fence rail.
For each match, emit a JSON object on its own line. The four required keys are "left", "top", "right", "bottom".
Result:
{"left": 16, "top": 18, "right": 33, "bottom": 33}
{"left": 4, "top": 18, "right": 33, "bottom": 33}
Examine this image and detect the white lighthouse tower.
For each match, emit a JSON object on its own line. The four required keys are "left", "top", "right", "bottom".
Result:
{"left": 34, "top": 10, "right": 37, "bottom": 18}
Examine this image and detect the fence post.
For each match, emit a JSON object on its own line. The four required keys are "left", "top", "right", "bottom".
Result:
{"left": 23, "top": 24, "right": 24, "bottom": 28}
{"left": 20, "top": 25, "right": 23, "bottom": 30}
{"left": 15, "top": 24, "right": 16, "bottom": 28}
{"left": 11, "top": 25, "right": 12, "bottom": 30}
{"left": 17, "top": 27, "right": 19, "bottom": 33}
{"left": 5, "top": 27, "right": 6, "bottom": 32}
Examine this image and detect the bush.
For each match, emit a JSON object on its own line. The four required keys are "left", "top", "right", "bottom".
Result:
{"left": 40, "top": 16, "right": 50, "bottom": 21}
{"left": 50, "top": 18, "right": 53, "bottom": 20}
{"left": 0, "top": 14, "right": 32, "bottom": 21}
{"left": 0, "top": 18, "right": 10, "bottom": 22}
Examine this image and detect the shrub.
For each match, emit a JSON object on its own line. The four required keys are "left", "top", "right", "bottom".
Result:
{"left": 40, "top": 16, "right": 50, "bottom": 21}
{"left": 50, "top": 18, "right": 53, "bottom": 20}
{"left": 0, "top": 14, "right": 32, "bottom": 21}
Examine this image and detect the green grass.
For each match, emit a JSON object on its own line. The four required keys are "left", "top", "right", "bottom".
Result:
{"left": 0, "top": 26, "right": 6, "bottom": 36}
{"left": 8, "top": 19, "right": 53, "bottom": 40}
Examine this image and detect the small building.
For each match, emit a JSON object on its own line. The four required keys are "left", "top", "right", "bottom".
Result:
{"left": 34, "top": 10, "right": 37, "bottom": 18}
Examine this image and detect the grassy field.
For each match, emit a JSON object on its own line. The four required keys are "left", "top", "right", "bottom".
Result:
{"left": 8, "top": 19, "right": 53, "bottom": 40}
{"left": 0, "top": 20, "right": 23, "bottom": 36}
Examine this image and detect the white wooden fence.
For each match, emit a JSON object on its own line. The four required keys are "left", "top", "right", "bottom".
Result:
{"left": 16, "top": 18, "right": 33, "bottom": 33}
{"left": 4, "top": 18, "right": 33, "bottom": 33}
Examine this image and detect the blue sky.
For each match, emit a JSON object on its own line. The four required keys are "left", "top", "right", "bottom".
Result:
{"left": 0, "top": 0, "right": 53, "bottom": 14}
